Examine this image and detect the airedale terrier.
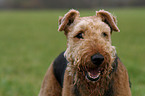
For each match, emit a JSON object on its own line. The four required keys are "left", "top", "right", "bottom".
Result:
{"left": 39, "top": 9, "right": 131, "bottom": 96}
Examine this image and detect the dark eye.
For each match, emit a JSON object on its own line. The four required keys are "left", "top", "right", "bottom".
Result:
{"left": 102, "top": 32, "right": 108, "bottom": 37}
{"left": 75, "top": 33, "right": 83, "bottom": 39}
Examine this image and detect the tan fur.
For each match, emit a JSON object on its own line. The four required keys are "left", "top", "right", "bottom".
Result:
{"left": 96, "top": 10, "right": 120, "bottom": 32}
{"left": 39, "top": 9, "right": 131, "bottom": 96}
{"left": 39, "top": 63, "right": 62, "bottom": 96}
{"left": 62, "top": 70, "right": 74, "bottom": 96}
{"left": 111, "top": 58, "right": 132, "bottom": 96}
{"left": 58, "top": 9, "right": 80, "bottom": 32}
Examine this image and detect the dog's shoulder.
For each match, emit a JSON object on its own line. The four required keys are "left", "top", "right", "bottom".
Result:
{"left": 115, "top": 55, "right": 132, "bottom": 88}
{"left": 53, "top": 51, "right": 67, "bottom": 88}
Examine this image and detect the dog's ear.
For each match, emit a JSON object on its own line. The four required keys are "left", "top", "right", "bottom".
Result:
{"left": 96, "top": 10, "right": 120, "bottom": 32}
{"left": 58, "top": 9, "right": 80, "bottom": 32}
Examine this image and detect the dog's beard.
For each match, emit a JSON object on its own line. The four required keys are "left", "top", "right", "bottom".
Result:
{"left": 64, "top": 43, "right": 116, "bottom": 95}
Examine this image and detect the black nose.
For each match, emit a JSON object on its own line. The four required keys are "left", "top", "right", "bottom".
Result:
{"left": 91, "top": 53, "right": 104, "bottom": 65}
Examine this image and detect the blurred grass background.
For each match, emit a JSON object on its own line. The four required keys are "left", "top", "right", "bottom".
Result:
{"left": 0, "top": 8, "right": 145, "bottom": 96}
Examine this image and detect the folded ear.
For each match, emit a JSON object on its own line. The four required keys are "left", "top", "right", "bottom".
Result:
{"left": 96, "top": 10, "right": 120, "bottom": 32}
{"left": 58, "top": 9, "right": 80, "bottom": 32}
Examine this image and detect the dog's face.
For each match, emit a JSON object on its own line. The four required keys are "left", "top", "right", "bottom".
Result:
{"left": 58, "top": 9, "right": 120, "bottom": 82}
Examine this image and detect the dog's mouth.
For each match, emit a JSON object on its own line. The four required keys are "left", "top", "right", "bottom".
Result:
{"left": 85, "top": 67, "right": 102, "bottom": 82}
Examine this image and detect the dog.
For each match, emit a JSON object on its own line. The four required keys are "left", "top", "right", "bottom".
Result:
{"left": 39, "top": 9, "right": 131, "bottom": 96}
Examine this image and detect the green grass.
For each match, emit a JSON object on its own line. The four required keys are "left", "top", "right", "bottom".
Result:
{"left": 0, "top": 8, "right": 145, "bottom": 96}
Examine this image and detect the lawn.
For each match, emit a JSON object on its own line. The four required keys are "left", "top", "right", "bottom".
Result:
{"left": 0, "top": 8, "right": 145, "bottom": 96}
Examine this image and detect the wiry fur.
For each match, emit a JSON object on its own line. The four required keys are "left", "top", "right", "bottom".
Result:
{"left": 39, "top": 9, "right": 131, "bottom": 96}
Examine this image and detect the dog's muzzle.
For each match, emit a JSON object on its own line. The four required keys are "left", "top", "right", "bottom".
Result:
{"left": 85, "top": 53, "right": 104, "bottom": 81}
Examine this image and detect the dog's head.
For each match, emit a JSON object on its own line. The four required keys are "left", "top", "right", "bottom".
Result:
{"left": 58, "top": 9, "right": 119, "bottom": 82}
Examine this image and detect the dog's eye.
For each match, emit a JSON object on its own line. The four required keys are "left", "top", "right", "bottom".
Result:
{"left": 75, "top": 33, "right": 83, "bottom": 39}
{"left": 102, "top": 32, "right": 108, "bottom": 37}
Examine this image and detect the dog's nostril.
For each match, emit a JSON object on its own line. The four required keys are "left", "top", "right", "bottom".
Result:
{"left": 91, "top": 53, "right": 104, "bottom": 65}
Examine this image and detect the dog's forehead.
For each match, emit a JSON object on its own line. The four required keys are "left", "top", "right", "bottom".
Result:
{"left": 77, "top": 16, "right": 101, "bottom": 25}
{"left": 72, "top": 16, "right": 111, "bottom": 32}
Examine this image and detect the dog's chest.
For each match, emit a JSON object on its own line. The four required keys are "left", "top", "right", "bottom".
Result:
{"left": 72, "top": 83, "right": 114, "bottom": 96}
